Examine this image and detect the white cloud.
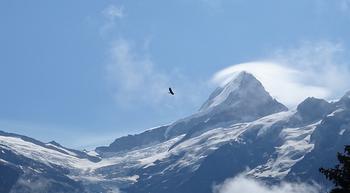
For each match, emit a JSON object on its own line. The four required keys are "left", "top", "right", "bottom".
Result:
{"left": 107, "top": 188, "right": 122, "bottom": 193}
{"left": 212, "top": 41, "right": 350, "bottom": 107}
{"left": 199, "top": 0, "right": 224, "bottom": 11}
{"left": 103, "top": 4, "right": 124, "bottom": 20}
{"left": 15, "top": 177, "right": 51, "bottom": 192}
{"left": 212, "top": 61, "right": 329, "bottom": 107}
{"left": 213, "top": 175, "right": 320, "bottom": 193}
{"left": 106, "top": 38, "right": 169, "bottom": 106}
{"left": 105, "top": 38, "right": 205, "bottom": 110}
{"left": 100, "top": 4, "right": 124, "bottom": 35}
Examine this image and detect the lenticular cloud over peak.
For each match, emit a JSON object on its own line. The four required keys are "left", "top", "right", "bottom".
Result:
{"left": 212, "top": 41, "right": 350, "bottom": 107}
{"left": 212, "top": 61, "right": 329, "bottom": 107}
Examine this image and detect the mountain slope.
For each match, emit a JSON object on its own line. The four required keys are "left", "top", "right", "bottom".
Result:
{"left": 1, "top": 72, "right": 350, "bottom": 193}
{"left": 96, "top": 125, "right": 169, "bottom": 155}
{"left": 165, "top": 71, "right": 287, "bottom": 146}
{"left": 124, "top": 96, "right": 349, "bottom": 193}
{"left": 0, "top": 132, "right": 87, "bottom": 193}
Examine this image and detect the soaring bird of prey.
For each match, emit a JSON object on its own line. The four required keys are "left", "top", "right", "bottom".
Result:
{"left": 168, "top": 87, "right": 175, "bottom": 95}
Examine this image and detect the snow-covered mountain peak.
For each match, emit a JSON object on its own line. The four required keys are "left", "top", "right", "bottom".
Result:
{"left": 2, "top": 79, "right": 350, "bottom": 193}
{"left": 199, "top": 71, "right": 285, "bottom": 112}
{"left": 164, "top": 71, "right": 287, "bottom": 140}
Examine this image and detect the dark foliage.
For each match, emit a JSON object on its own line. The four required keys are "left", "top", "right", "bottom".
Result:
{"left": 320, "top": 145, "right": 350, "bottom": 193}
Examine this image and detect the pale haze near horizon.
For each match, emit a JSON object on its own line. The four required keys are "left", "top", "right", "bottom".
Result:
{"left": 1, "top": 0, "right": 350, "bottom": 149}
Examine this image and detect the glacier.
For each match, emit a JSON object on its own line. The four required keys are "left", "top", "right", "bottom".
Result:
{"left": 1, "top": 71, "right": 350, "bottom": 193}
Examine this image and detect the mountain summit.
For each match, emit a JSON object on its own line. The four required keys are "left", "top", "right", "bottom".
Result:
{"left": 165, "top": 71, "right": 288, "bottom": 139}
{"left": 97, "top": 72, "right": 288, "bottom": 154}
{"left": 200, "top": 71, "right": 287, "bottom": 113}
{"left": 2, "top": 72, "right": 350, "bottom": 193}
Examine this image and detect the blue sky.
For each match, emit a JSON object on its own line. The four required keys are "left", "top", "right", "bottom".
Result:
{"left": 1, "top": 0, "right": 350, "bottom": 149}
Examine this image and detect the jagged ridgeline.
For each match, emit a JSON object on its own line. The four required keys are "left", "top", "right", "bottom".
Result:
{"left": 1, "top": 72, "right": 350, "bottom": 193}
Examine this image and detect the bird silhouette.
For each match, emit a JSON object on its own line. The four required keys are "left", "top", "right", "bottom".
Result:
{"left": 169, "top": 87, "right": 175, "bottom": 95}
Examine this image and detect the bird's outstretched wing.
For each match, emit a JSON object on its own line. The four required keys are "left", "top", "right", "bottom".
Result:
{"left": 169, "top": 87, "right": 174, "bottom": 95}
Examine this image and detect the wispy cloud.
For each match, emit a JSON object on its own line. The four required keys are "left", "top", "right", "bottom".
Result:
{"left": 339, "top": 0, "right": 350, "bottom": 12}
{"left": 313, "top": 0, "right": 350, "bottom": 14}
{"left": 212, "top": 61, "right": 329, "bottom": 107}
{"left": 103, "top": 4, "right": 124, "bottom": 20}
{"left": 213, "top": 174, "right": 320, "bottom": 193}
{"left": 100, "top": 4, "right": 124, "bottom": 35}
{"left": 105, "top": 38, "right": 169, "bottom": 106}
{"left": 212, "top": 41, "right": 350, "bottom": 107}
{"left": 271, "top": 41, "right": 350, "bottom": 101}
{"left": 198, "top": 0, "right": 224, "bottom": 11}
{"left": 105, "top": 38, "right": 207, "bottom": 113}
{"left": 15, "top": 177, "right": 51, "bottom": 192}
{"left": 101, "top": 5, "right": 180, "bottom": 108}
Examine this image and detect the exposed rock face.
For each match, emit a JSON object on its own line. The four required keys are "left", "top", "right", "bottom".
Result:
{"left": 96, "top": 125, "right": 169, "bottom": 155}
{"left": 296, "top": 97, "right": 335, "bottom": 123}
{"left": 1, "top": 73, "right": 350, "bottom": 193}
{"left": 165, "top": 71, "right": 287, "bottom": 141}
